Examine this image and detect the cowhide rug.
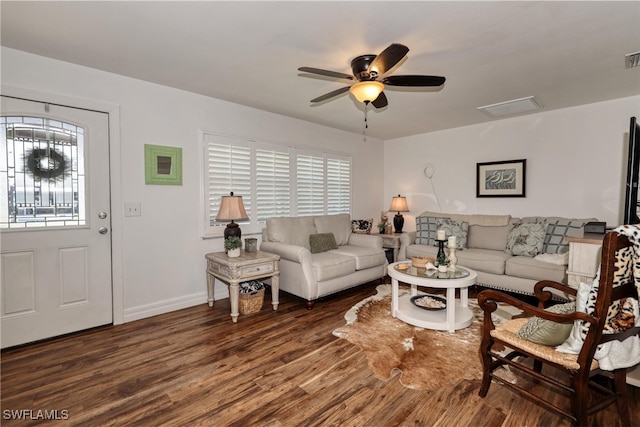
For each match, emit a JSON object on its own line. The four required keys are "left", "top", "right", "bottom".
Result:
{"left": 333, "top": 284, "right": 517, "bottom": 390}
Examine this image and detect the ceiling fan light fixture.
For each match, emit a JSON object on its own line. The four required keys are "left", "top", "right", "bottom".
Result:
{"left": 349, "top": 81, "right": 384, "bottom": 104}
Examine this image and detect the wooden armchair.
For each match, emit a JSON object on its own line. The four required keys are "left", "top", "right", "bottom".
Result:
{"left": 478, "top": 231, "right": 640, "bottom": 426}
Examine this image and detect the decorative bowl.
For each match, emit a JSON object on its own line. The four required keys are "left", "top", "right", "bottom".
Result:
{"left": 410, "top": 294, "right": 446, "bottom": 311}
{"left": 395, "top": 263, "right": 410, "bottom": 271}
{"left": 412, "top": 256, "right": 435, "bottom": 268}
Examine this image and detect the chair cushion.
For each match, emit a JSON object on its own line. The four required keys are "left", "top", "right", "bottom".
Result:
{"left": 516, "top": 302, "right": 575, "bottom": 345}
{"left": 331, "top": 245, "right": 386, "bottom": 270}
{"left": 491, "top": 318, "right": 599, "bottom": 371}
{"left": 310, "top": 252, "right": 356, "bottom": 282}
{"left": 309, "top": 233, "right": 338, "bottom": 254}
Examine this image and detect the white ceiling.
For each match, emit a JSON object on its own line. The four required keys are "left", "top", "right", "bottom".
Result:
{"left": 1, "top": 1, "right": 639, "bottom": 140}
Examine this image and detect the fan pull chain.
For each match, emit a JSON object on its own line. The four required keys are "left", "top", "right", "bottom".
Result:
{"left": 362, "top": 103, "right": 368, "bottom": 142}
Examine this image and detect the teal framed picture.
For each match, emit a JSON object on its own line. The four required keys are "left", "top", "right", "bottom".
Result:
{"left": 144, "top": 144, "right": 183, "bottom": 185}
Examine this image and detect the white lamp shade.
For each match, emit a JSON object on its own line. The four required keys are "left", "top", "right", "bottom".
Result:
{"left": 349, "top": 81, "right": 384, "bottom": 103}
{"left": 389, "top": 195, "right": 409, "bottom": 212}
{"left": 215, "top": 192, "right": 249, "bottom": 221}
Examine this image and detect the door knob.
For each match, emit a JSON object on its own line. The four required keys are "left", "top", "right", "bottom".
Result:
{"left": 98, "top": 226, "right": 108, "bottom": 234}
{"left": 98, "top": 211, "right": 108, "bottom": 219}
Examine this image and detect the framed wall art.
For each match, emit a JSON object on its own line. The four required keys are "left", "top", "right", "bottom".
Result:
{"left": 476, "top": 159, "right": 526, "bottom": 197}
{"left": 144, "top": 144, "right": 183, "bottom": 185}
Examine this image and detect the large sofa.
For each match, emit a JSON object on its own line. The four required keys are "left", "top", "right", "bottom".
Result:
{"left": 260, "top": 214, "right": 387, "bottom": 308}
{"left": 399, "top": 211, "right": 597, "bottom": 299}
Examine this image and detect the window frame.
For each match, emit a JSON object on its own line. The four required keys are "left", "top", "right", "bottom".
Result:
{"left": 201, "top": 132, "right": 352, "bottom": 238}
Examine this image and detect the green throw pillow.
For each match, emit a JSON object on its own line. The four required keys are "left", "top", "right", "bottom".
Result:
{"left": 309, "top": 233, "right": 338, "bottom": 254}
{"left": 516, "top": 301, "right": 575, "bottom": 346}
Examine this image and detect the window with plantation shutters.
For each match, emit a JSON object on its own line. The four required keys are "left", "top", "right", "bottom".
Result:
{"left": 202, "top": 132, "right": 351, "bottom": 238}
{"left": 327, "top": 155, "right": 351, "bottom": 215}
{"left": 295, "top": 153, "right": 325, "bottom": 216}
{"left": 255, "top": 146, "right": 290, "bottom": 221}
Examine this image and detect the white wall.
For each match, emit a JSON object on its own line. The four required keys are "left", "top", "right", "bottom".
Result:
{"left": 384, "top": 96, "right": 640, "bottom": 230}
{"left": 1, "top": 48, "right": 385, "bottom": 322}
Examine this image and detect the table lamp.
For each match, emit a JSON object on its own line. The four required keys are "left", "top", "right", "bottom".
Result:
{"left": 215, "top": 192, "right": 249, "bottom": 239}
{"left": 389, "top": 194, "right": 409, "bottom": 233}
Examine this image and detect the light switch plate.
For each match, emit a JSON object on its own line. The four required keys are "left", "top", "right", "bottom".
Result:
{"left": 124, "top": 202, "right": 141, "bottom": 217}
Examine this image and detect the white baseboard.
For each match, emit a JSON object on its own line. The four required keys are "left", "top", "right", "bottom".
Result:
{"left": 123, "top": 288, "right": 229, "bottom": 323}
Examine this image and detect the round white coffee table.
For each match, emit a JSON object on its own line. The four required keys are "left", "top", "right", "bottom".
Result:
{"left": 388, "top": 261, "right": 477, "bottom": 332}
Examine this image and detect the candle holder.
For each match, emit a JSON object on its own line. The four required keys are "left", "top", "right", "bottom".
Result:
{"left": 435, "top": 239, "right": 447, "bottom": 266}
{"left": 448, "top": 244, "right": 458, "bottom": 271}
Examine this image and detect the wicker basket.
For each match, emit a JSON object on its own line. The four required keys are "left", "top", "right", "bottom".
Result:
{"left": 239, "top": 288, "right": 265, "bottom": 315}
{"left": 412, "top": 256, "right": 435, "bottom": 268}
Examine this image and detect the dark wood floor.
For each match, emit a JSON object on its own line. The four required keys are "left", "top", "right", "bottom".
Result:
{"left": 2, "top": 282, "right": 639, "bottom": 426}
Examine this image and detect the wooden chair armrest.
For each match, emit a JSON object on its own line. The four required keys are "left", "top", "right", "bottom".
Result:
{"left": 533, "top": 280, "right": 576, "bottom": 306}
{"left": 478, "top": 289, "right": 595, "bottom": 331}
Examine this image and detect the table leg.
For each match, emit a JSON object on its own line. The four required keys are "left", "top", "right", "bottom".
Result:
{"left": 271, "top": 273, "right": 280, "bottom": 310}
{"left": 393, "top": 247, "right": 399, "bottom": 263}
{"left": 460, "top": 286, "right": 469, "bottom": 308}
{"left": 207, "top": 273, "right": 215, "bottom": 307}
{"left": 446, "top": 287, "right": 456, "bottom": 333}
{"left": 229, "top": 281, "right": 240, "bottom": 323}
{"left": 391, "top": 278, "right": 399, "bottom": 317}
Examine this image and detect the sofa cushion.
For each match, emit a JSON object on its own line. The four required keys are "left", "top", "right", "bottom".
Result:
{"left": 456, "top": 248, "right": 511, "bottom": 275}
{"left": 310, "top": 252, "right": 356, "bottom": 282}
{"left": 415, "top": 216, "right": 444, "bottom": 246}
{"left": 309, "top": 233, "right": 338, "bottom": 254}
{"left": 351, "top": 218, "right": 373, "bottom": 234}
{"left": 332, "top": 245, "right": 387, "bottom": 270}
{"left": 522, "top": 216, "right": 597, "bottom": 254}
{"left": 436, "top": 218, "right": 469, "bottom": 249}
{"left": 505, "top": 255, "right": 567, "bottom": 283}
{"left": 266, "top": 216, "right": 316, "bottom": 249}
{"left": 467, "top": 224, "right": 510, "bottom": 251}
{"left": 406, "top": 245, "right": 510, "bottom": 275}
{"left": 315, "top": 214, "right": 352, "bottom": 246}
{"left": 505, "top": 222, "right": 547, "bottom": 257}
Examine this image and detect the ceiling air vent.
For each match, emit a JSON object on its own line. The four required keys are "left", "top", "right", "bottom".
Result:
{"left": 477, "top": 96, "right": 542, "bottom": 118}
{"left": 625, "top": 51, "right": 640, "bottom": 69}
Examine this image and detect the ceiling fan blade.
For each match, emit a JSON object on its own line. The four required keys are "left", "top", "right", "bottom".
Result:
{"left": 310, "top": 86, "right": 350, "bottom": 103}
{"left": 371, "top": 91, "right": 388, "bottom": 109}
{"left": 369, "top": 43, "right": 409, "bottom": 75}
{"left": 382, "top": 75, "right": 446, "bottom": 87}
{"left": 298, "top": 67, "right": 354, "bottom": 80}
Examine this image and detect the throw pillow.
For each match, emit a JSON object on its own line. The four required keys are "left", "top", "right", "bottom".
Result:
{"left": 415, "top": 216, "right": 445, "bottom": 246}
{"left": 351, "top": 218, "right": 373, "bottom": 234}
{"left": 556, "top": 282, "right": 592, "bottom": 354}
{"left": 516, "top": 301, "right": 576, "bottom": 346}
{"left": 436, "top": 218, "right": 469, "bottom": 250}
{"left": 505, "top": 222, "right": 547, "bottom": 257}
{"left": 543, "top": 219, "right": 592, "bottom": 254}
{"left": 309, "top": 233, "right": 338, "bottom": 254}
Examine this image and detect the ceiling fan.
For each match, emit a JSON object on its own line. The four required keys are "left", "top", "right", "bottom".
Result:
{"left": 298, "top": 43, "right": 446, "bottom": 109}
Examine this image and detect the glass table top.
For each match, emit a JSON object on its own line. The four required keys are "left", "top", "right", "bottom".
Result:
{"left": 392, "top": 263, "right": 470, "bottom": 280}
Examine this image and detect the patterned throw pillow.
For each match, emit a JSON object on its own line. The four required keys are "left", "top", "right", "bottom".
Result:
{"left": 505, "top": 222, "right": 547, "bottom": 257}
{"left": 415, "top": 216, "right": 445, "bottom": 246}
{"left": 436, "top": 218, "right": 469, "bottom": 250}
{"left": 309, "top": 233, "right": 338, "bottom": 254}
{"left": 543, "top": 219, "right": 592, "bottom": 254}
{"left": 517, "top": 302, "right": 576, "bottom": 345}
{"left": 351, "top": 218, "right": 373, "bottom": 234}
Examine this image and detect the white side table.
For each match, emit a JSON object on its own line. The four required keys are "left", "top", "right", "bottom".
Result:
{"left": 205, "top": 250, "right": 280, "bottom": 322}
{"left": 374, "top": 233, "right": 403, "bottom": 262}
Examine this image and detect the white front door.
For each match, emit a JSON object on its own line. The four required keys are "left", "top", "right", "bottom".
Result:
{"left": 1, "top": 96, "right": 113, "bottom": 348}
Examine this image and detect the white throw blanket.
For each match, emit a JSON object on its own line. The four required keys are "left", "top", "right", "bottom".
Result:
{"left": 592, "top": 225, "right": 640, "bottom": 370}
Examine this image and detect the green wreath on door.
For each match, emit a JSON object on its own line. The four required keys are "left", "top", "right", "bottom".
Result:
{"left": 25, "top": 148, "right": 69, "bottom": 180}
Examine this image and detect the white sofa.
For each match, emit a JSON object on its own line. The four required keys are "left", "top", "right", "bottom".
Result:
{"left": 260, "top": 214, "right": 387, "bottom": 308}
{"left": 399, "top": 211, "right": 597, "bottom": 299}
